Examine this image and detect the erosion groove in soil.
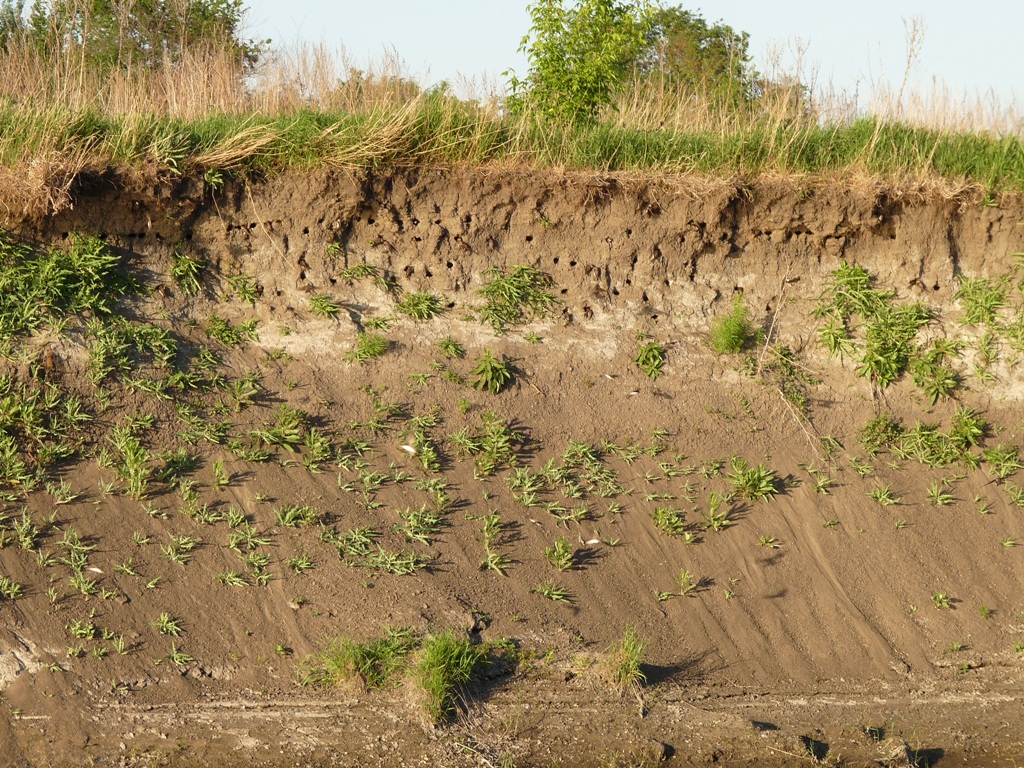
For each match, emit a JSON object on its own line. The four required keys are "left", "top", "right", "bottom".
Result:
{"left": 1, "top": 168, "right": 1023, "bottom": 767}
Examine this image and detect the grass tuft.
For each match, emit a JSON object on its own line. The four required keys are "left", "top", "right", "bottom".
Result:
{"left": 301, "top": 628, "right": 418, "bottom": 689}
{"left": 607, "top": 627, "right": 646, "bottom": 700}
{"left": 416, "top": 631, "right": 487, "bottom": 723}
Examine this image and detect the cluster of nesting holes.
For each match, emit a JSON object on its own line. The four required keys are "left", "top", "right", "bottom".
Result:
{"left": 910, "top": 278, "right": 942, "bottom": 292}
{"left": 225, "top": 222, "right": 259, "bottom": 233}
{"left": 402, "top": 265, "right": 434, "bottom": 278}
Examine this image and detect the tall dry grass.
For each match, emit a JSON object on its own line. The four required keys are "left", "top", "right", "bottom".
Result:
{"left": 0, "top": 27, "right": 1022, "bottom": 220}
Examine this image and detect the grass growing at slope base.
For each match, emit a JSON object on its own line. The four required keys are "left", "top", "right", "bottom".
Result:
{"left": 417, "top": 631, "right": 488, "bottom": 723}
{"left": 300, "top": 628, "right": 419, "bottom": 689}
{"left": 301, "top": 628, "right": 488, "bottom": 723}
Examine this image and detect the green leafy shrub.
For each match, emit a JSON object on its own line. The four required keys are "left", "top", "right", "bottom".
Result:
{"left": 505, "top": 0, "right": 655, "bottom": 122}
{"left": 0, "top": 232, "right": 135, "bottom": 343}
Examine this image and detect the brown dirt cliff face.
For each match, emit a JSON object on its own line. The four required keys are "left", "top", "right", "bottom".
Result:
{"left": 27, "top": 170, "right": 1019, "bottom": 328}
{"left": 2, "top": 169, "right": 1024, "bottom": 767}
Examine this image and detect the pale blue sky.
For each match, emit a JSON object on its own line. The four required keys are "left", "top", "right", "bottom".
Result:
{"left": 243, "top": 1, "right": 1022, "bottom": 109}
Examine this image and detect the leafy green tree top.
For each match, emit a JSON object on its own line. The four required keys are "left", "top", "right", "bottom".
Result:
{"left": 0, "top": 0, "right": 266, "bottom": 71}
{"left": 645, "top": 6, "right": 757, "bottom": 106}
{"left": 505, "top": 0, "right": 656, "bottom": 122}
{"left": 505, "top": 1, "right": 760, "bottom": 122}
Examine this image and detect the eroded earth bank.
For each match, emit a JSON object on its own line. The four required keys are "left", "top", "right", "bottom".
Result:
{"left": 1, "top": 169, "right": 1024, "bottom": 767}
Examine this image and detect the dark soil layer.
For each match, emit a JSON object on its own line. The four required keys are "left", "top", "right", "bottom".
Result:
{"left": 1, "top": 169, "right": 1024, "bottom": 767}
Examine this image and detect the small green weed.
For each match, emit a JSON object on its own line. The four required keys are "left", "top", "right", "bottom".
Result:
{"left": 396, "top": 291, "right": 444, "bottom": 321}
{"left": 345, "top": 333, "right": 390, "bottom": 363}
{"left": 545, "top": 537, "right": 574, "bottom": 571}
{"left": 955, "top": 275, "right": 1006, "bottom": 326}
{"left": 650, "top": 507, "right": 687, "bottom": 536}
{"left": 152, "top": 613, "right": 183, "bottom": 636}
{"left": 438, "top": 336, "right": 465, "bottom": 358}
{"left": 633, "top": 341, "right": 666, "bottom": 379}
{"left": 710, "top": 296, "right": 753, "bottom": 354}
{"left": 868, "top": 485, "right": 900, "bottom": 506}
{"left": 726, "top": 457, "right": 778, "bottom": 502}
{"left": 533, "top": 580, "right": 572, "bottom": 603}
{"left": 309, "top": 295, "right": 342, "bottom": 318}
{"left": 171, "top": 245, "right": 204, "bottom": 295}
{"left": 478, "top": 265, "right": 557, "bottom": 332}
{"left": 471, "top": 350, "right": 512, "bottom": 394}
{"left": 926, "top": 483, "right": 955, "bottom": 506}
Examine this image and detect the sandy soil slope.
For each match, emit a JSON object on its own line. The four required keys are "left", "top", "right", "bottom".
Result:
{"left": 1, "top": 169, "right": 1023, "bottom": 767}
